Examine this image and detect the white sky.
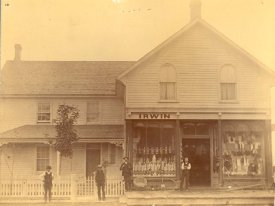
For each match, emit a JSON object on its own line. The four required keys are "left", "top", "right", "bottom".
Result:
{"left": 1, "top": 0, "right": 275, "bottom": 70}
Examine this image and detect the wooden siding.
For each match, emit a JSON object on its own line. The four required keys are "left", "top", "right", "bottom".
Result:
{"left": 125, "top": 24, "right": 272, "bottom": 112}
{"left": 0, "top": 98, "right": 124, "bottom": 133}
{"left": 0, "top": 143, "right": 124, "bottom": 179}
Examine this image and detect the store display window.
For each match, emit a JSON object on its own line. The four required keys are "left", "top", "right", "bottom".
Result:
{"left": 132, "top": 121, "right": 176, "bottom": 177}
{"left": 222, "top": 121, "right": 264, "bottom": 177}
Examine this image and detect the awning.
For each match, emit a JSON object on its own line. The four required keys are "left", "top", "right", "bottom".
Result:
{"left": 0, "top": 125, "right": 124, "bottom": 145}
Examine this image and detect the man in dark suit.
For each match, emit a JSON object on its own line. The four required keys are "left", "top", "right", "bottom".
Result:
{"left": 120, "top": 157, "right": 133, "bottom": 191}
{"left": 95, "top": 164, "right": 105, "bottom": 201}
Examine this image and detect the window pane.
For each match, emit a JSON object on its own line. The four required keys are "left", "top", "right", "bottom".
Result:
{"left": 87, "top": 113, "right": 99, "bottom": 122}
{"left": 221, "top": 83, "right": 236, "bottom": 100}
{"left": 38, "top": 103, "right": 51, "bottom": 122}
{"left": 38, "top": 103, "right": 50, "bottom": 113}
{"left": 160, "top": 82, "right": 176, "bottom": 100}
{"left": 196, "top": 123, "right": 209, "bottom": 135}
{"left": 87, "top": 102, "right": 99, "bottom": 122}
{"left": 222, "top": 122, "right": 264, "bottom": 177}
{"left": 37, "top": 146, "right": 50, "bottom": 171}
{"left": 133, "top": 122, "right": 176, "bottom": 177}
{"left": 221, "top": 65, "right": 236, "bottom": 83}
{"left": 182, "top": 123, "right": 195, "bottom": 135}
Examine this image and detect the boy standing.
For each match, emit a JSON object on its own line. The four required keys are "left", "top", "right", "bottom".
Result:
{"left": 180, "top": 157, "right": 191, "bottom": 191}
{"left": 95, "top": 164, "right": 106, "bottom": 201}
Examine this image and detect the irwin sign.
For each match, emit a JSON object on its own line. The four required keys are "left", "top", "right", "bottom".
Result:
{"left": 138, "top": 113, "right": 171, "bottom": 119}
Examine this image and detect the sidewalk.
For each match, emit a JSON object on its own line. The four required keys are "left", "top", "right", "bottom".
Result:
{"left": 0, "top": 202, "right": 119, "bottom": 206}
{"left": 0, "top": 199, "right": 121, "bottom": 206}
{"left": 0, "top": 189, "right": 274, "bottom": 205}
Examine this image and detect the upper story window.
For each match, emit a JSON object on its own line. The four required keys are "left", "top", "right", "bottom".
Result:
{"left": 220, "top": 65, "right": 237, "bottom": 101}
{"left": 160, "top": 64, "right": 177, "bottom": 101}
{"left": 87, "top": 101, "right": 100, "bottom": 123}
{"left": 36, "top": 145, "right": 50, "bottom": 171}
{"left": 37, "top": 103, "right": 51, "bottom": 123}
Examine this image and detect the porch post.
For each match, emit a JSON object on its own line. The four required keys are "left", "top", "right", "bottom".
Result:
{"left": 126, "top": 120, "right": 133, "bottom": 162}
{"left": 265, "top": 118, "right": 273, "bottom": 186}
{"left": 57, "top": 151, "right": 60, "bottom": 176}
{"left": 218, "top": 116, "right": 223, "bottom": 186}
{"left": 175, "top": 119, "right": 181, "bottom": 178}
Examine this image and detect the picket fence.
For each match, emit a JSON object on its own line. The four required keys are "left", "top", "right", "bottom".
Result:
{"left": 0, "top": 176, "right": 125, "bottom": 200}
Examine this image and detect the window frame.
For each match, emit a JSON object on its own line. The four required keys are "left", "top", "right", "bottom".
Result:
{"left": 37, "top": 102, "right": 51, "bottom": 123}
{"left": 36, "top": 145, "right": 50, "bottom": 172}
{"left": 86, "top": 101, "right": 101, "bottom": 124}
{"left": 219, "top": 65, "right": 239, "bottom": 103}
{"left": 159, "top": 64, "right": 177, "bottom": 102}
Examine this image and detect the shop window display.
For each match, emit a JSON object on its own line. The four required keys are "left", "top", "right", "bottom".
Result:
{"left": 133, "top": 121, "right": 176, "bottom": 177}
{"left": 222, "top": 122, "right": 264, "bottom": 177}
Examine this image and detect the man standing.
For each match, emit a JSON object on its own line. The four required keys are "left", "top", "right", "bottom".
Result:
{"left": 95, "top": 164, "right": 106, "bottom": 201}
{"left": 42, "top": 165, "right": 53, "bottom": 203}
{"left": 180, "top": 157, "right": 191, "bottom": 191}
{"left": 120, "top": 157, "right": 133, "bottom": 191}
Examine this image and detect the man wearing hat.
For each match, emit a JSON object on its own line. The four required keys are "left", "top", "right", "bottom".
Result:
{"left": 95, "top": 164, "right": 105, "bottom": 201}
{"left": 120, "top": 157, "right": 133, "bottom": 191}
{"left": 42, "top": 165, "right": 53, "bottom": 202}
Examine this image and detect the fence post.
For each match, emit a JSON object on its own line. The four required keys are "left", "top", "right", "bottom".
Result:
{"left": 70, "top": 174, "right": 77, "bottom": 201}
{"left": 22, "top": 179, "right": 27, "bottom": 197}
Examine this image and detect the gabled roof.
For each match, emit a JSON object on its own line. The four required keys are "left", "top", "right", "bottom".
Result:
{"left": 0, "top": 61, "right": 134, "bottom": 95}
{"left": 0, "top": 125, "right": 123, "bottom": 143}
{"left": 118, "top": 19, "right": 275, "bottom": 81}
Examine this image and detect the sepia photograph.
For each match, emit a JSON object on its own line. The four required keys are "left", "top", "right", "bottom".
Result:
{"left": 1, "top": 0, "right": 275, "bottom": 205}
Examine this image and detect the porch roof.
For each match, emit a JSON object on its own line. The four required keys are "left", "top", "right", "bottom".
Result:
{"left": 0, "top": 125, "right": 124, "bottom": 144}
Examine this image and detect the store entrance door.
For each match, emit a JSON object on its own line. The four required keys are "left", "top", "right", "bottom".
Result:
{"left": 182, "top": 138, "right": 211, "bottom": 186}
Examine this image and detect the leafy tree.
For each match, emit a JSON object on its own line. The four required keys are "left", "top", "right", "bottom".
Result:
{"left": 54, "top": 104, "right": 79, "bottom": 158}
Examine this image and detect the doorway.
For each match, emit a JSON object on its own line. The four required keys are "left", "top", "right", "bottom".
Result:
{"left": 182, "top": 138, "right": 211, "bottom": 186}
{"left": 86, "top": 148, "right": 100, "bottom": 177}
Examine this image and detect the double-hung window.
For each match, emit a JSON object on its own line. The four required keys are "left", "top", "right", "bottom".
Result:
{"left": 87, "top": 102, "right": 100, "bottom": 123}
{"left": 160, "top": 64, "right": 177, "bottom": 101}
{"left": 37, "top": 145, "right": 50, "bottom": 171}
{"left": 220, "top": 65, "right": 237, "bottom": 101}
{"left": 37, "top": 103, "right": 51, "bottom": 123}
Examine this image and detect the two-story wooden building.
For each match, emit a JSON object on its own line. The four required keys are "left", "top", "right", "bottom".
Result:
{"left": 0, "top": 56, "right": 134, "bottom": 179}
{"left": 118, "top": 0, "right": 275, "bottom": 187}
{"left": 0, "top": 0, "right": 274, "bottom": 188}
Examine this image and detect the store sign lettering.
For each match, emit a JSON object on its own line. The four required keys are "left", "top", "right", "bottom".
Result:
{"left": 138, "top": 113, "right": 171, "bottom": 119}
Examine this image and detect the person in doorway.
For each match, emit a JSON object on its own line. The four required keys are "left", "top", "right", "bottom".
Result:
{"left": 41, "top": 165, "right": 54, "bottom": 203}
{"left": 180, "top": 157, "right": 191, "bottom": 191}
{"left": 95, "top": 164, "right": 106, "bottom": 201}
{"left": 120, "top": 156, "right": 133, "bottom": 191}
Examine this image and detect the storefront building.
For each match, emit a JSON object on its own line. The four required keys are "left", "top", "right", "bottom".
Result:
{"left": 118, "top": 1, "right": 275, "bottom": 187}
{"left": 0, "top": 0, "right": 274, "bottom": 190}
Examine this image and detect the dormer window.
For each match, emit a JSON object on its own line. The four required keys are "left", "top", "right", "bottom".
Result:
{"left": 160, "top": 64, "right": 177, "bottom": 101}
{"left": 220, "top": 65, "right": 237, "bottom": 101}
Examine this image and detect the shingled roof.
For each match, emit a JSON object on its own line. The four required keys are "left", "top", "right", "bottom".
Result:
{"left": 0, "top": 61, "right": 134, "bottom": 95}
{"left": 0, "top": 125, "right": 124, "bottom": 143}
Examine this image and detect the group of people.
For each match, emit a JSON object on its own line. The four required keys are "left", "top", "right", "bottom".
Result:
{"left": 93, "top": 156, "right": 134, "bottom": 201}
{"left": 41, "top": 156, "right": 191, "bottom": 202}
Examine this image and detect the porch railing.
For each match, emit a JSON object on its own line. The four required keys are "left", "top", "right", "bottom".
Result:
{"left": 0, "top": 176, "right": 124, "bottom": 200}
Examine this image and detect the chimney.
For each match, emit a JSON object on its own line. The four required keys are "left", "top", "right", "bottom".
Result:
{"left": 190, "top": 0, "right": 201, "bottom": 21}
{"left": 14, "top": 44, "right": 22, "bottom": 61}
